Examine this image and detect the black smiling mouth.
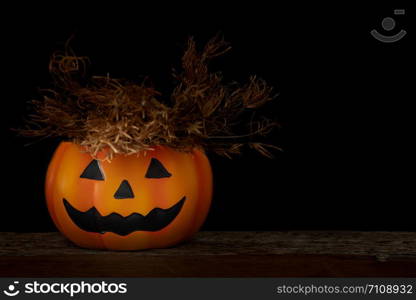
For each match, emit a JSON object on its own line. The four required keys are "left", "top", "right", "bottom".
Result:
{"left": 63, "top": 197, "right": 185, "bottom": 236}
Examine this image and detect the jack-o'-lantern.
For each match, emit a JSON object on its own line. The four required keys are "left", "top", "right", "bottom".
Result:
{"left": 20, "top": 36, "right": 277, "bottom": 250}
{"left": 46, "top": 143, "right": 212, "bottom": 250}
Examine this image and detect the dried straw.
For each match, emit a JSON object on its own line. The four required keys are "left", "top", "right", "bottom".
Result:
{"left": 19, "top": 36, "right": 279, "bottom": 160}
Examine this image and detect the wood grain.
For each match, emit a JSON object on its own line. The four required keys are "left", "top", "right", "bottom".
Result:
{"left": 1, "top": 231, "right": 415, "bottom": 277}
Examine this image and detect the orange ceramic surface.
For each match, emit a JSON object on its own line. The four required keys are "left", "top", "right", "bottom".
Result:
{"left": 45, "top": 142, "right": 213, "bottom": 250}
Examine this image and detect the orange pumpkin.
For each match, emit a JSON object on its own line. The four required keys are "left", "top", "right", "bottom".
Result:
{"left": 45, "top": 142, "right": 212, "bottom": 250}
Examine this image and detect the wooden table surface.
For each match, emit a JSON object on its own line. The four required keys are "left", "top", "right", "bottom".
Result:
{"left": 1, "top": 231, "right": 415, "bottom": 277}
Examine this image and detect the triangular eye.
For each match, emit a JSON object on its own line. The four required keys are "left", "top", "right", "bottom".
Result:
{"left": 80, "top": 160, "right": 105, "bottom": 180}
{"left": 145, "top": 158, "right": 172, "bottom": 178}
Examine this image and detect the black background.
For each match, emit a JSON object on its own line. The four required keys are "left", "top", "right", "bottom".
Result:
{"left": 1, "top": 2, "right": 413, "bottom": 232}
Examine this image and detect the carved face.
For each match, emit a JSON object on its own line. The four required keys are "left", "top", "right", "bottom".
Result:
{"left": 45, "top": 142, "right": 212, "bottom": 250}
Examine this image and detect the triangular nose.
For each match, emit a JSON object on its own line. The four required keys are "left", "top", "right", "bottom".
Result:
{"left": 114, "top": 180, "right": 135, "bottom": 199}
